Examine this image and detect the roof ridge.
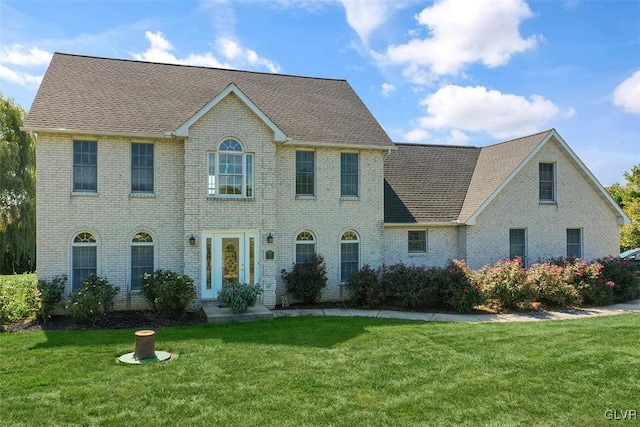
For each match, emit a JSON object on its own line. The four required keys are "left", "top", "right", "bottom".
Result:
{"left": 393, "top": 142, "right": 480, "bottom": 149}
{"left": 52, "top": 52, "right": 348, "bottom": 83}
{"left": 483, "top": 129, "right": 554, "bottom": 148}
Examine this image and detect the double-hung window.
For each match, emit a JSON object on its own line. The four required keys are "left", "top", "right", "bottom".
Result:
{"left": 341, "top": 231, "right": 359, "bottom": 282}
{"left": 341, "top": 153, "right": 359, "bottom": 197}
{"left": 296, "top": 151, "right": 315, "bottom": 197}
{"left": 208, "top": 139, "right": 253, "bottom": 197}
{"left": 539, "top": 162, "right": 555, "bottom": 202}
{"left": 408, "top": 230, "right": 427, "bottom": 254}
{"left": 131, "top": 143, "right": 154, "bottom": 193}
{"left": 567, "top": 228, "right": 582, "bottom": 258}
{"left": 73, "top": 140, "right": 97, "bottom": 192}
{"left": 509, "top": 228, "right": 526, "bottom": 260}
{"left": 131, "top": 232, "right": 154, "bottom": 291}
{"left": 295, "top": 231, "right": 316, "bottom": 265}
{"left": 72, "top": 232, "right": 97, "bottom": 291}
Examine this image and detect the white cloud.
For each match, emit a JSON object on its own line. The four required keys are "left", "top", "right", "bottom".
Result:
{"left": 404, "top": 127, "right": 431, "bottom": 142}
{"left": 613, "top": 70, "right": 640, "bottom": 114}
{"left": 0, "top": 64, "right": 43, "bottom": 86}
{"left": 381, "top": 0, "right": 540, "bottom": 80}
{"left": 340, "top": 0, "right": 395, "bottom": 45}
{"left": 130, "top": 31, "right": 280, "bottom": 73}
{"left": 412, "top": 85, "right": 573, "bottom": 139}
{"left": 0, "top": 45, "right": 51, "bottom": 87}
{"left": 0, "top": 45, "right": 52, "bottom": 66}
{"left": 381, "top": 82, "right": 395, "bottom": 97}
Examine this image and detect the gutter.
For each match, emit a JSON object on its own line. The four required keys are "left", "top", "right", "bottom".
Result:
{"left": 20, "top": 126, "right": 182, "bottom": 140}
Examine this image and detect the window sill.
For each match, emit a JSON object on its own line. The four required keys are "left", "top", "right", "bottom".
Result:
{"left": 340, "top": 196, "right": 360, "bottom": 201}
{"left": 71, "top": 191, "right": 98, "bottom": 197}
{"left": 130, "top": 193, "right": 156, "bottom": 199}
{"left": 295, "top": 195, "right": 316, "bottom": 200}
{"left": 539, "top": 201, "right": 557, "bottom": 205}
{"left": 408, "top": 252, "right": 427, "bottom": 257}
{"left": 207, "top": 196, "right": 255, "bottom": 202}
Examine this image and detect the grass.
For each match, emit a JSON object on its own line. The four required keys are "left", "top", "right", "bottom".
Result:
{"left": 1, "top": 314, "right": 639, "bottom": 426}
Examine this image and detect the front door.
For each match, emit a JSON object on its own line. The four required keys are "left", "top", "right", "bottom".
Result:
{"left": 201, "top": 232, "right": 258, "bottom": 299}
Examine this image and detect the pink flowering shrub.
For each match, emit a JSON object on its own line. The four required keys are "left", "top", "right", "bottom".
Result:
{"left": 281, "top": 254, "right": 328, "bottom": 304}
{"left": 472, "top": 258, "right": 532, "bottom": 311}
{"left": 345, "top": 264, "right": 385, "bottom": 308}
{"left": 436, "top": 260, "right": 484, "bottom": 313}
{"left": 525, "top": 262, "right": 582, "bottom": 308}
{"left": 596, "top": 256, "right": 640, "bottom": 303}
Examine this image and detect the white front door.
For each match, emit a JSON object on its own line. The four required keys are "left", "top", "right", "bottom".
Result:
{"left": 201, "top": 232, "right": 258, "bottom": 299}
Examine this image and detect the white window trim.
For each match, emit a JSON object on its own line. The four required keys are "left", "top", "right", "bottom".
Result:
{"left": 539, "top": 162, "right": 556, "bottom": 203}
{"left": 407, "top": 229, "right": 428, "bottom": 254}
{"left": 130, "top": 231, "right": 155, "bottom": 292}
{"left": 340, "top": 152, "right": 360, "bottom": 199}
{"left": 71, "top": 139, "right": 98, "bottom": 195}
{"left": 295, "top": 150, "right": 316, "bottom": 198}
{"left": 130, "top": 142, "right": 155, "bottom": 195}
{"left": 340, "top": 230, "right": 360, "bottom": 283}
{"left": 208, "top": 139, "right": 254, "bottom": 199}
{"left": 71, "top": 231, "right": 98, "bottom": 292}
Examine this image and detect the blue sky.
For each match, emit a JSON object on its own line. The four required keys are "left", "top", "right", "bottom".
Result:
{"left": 1, "top": 0, "right": 638, "bottom": 186}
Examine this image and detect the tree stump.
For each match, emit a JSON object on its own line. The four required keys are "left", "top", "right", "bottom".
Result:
{"left": 134, "top": 330, "right": 156, "bottom": 360}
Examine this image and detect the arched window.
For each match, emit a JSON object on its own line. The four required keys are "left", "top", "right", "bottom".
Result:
{"left": 131, "top": 232, "right": 154, "bottom": 291}
{"left": 72, "top": 232, "right": 97, "bottom": 291}
{"left": 296, "top": 231, "right": 316, "bottom": 266}
{"left": 208, "top": 139, "right": 253, "bottom": 197}
{"left": 341, "top": 230, "right": 359, "bottom": 282}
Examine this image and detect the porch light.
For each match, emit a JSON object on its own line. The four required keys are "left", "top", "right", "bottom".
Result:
{"left": 267, "top": 233, "right": 274, "bottom": 244}
{"left": 189, "top": 235, "right": 196, "bottom": 246}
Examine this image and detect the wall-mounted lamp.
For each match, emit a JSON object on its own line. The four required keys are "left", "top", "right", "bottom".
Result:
{"left": 267, "top": 233, "right": 274, "bottom": 244}
{"left": 189, "top": 235, "right": 196, "bottom": 246}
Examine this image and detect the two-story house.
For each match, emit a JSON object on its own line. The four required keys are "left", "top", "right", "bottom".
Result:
{"left": 24, "top": 53, "right": 629, "bottom": 309}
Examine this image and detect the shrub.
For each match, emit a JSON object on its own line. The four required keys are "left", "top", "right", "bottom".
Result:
{"left": 0, "top": 274, "right": 40, "bottom": 323}
{"left": 141, "top": 269, "right": 196, "bottom": 320}
{"left": 473, "top": 258, "right": 532, "bottom": 311}
{"left": 436, "top": 260, "right": 484, "bottom": 313}
{"left": 596, "top": 257, "right": 640, "bottom": 303}
{"left": 66, "top": 274, "right": 119, "bottom": 325}
{"left": 525, "top": 263, "right": 582, "bottom": 309}
{"left": 281, "top": 254, "right": 328, "bottom": 304}
{"left": 379, "top": 263, "right": 439, "bottom": 310}
{"left": 218, "top": 281, "right": 263, "bottom": 313}
{"left": 346, "top": 264, "right": 383, "bottom": 308}
{"left": 37, "top": 274, "right": 67, "bottom": 322}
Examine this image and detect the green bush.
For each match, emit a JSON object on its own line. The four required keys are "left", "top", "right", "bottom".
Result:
{"left": 525, "top": 263, "right": 582, "bottom": 309}
{"left": 281, "top": 254, "right": 328, "bottom": 304}
{"left": 473, "top": 258, "right": 532, "bottom": 311}
{"left": 0, "top": 274, "right": 39, "bottom": 323}
{"left": 345, "top": 264, "right": 382, "bottom": 308}
{"left": 379, "top": 263, "right": 439, "bottom": 310}
{"left": 436, "top": 260, "right": 484, "bottom": 313}
{"left": 37, "top": 274, "right": 67, "bottom": 322}
{"left": 597, "top": 256, "right": 640, "bottom": 303}
{"left": 66, "top": 274, "right": 119, "bottom": 325}
{"left": 141, "top": 269, "right": 196, "bottom": 320}
{"left": 218, "top": 281, "right": 263, "bottom": 313}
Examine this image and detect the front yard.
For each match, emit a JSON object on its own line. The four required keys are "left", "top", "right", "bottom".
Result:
{"left": 1, "top": 314, "right": 639, "bottom": 426}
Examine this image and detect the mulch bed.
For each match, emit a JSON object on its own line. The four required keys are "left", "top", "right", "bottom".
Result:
{"left": 1, "top": 310, "right": 208, "bottom": 333}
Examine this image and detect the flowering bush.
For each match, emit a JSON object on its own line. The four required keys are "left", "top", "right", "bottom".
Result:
{"left": 596, "top": 256, "right": 640, "bottom": 303}
{"left": 379, "top": 263, "right": 439, "bottom": 310}
{"left": 67, "top": 274, "right": 119, "bottom": 325}
{"left": 525, "top": 263, "right": 582, "bottom": 309}
{"left": 473, "top": 258, "right": 532, "bottom": 311}
{"left": 436, "top": 260, "right": 483, "bottom": 313}
{"left": 345, "top": 264, "right": 384, "bottom": 308}
{"left": 281, "top": 254, "right": 328, "bottom": 304}
{"left": 141, "top": 269, "right": 196, "bottom": 320}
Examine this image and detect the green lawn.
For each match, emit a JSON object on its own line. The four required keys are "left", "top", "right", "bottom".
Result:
{"left": 1, "top": 314, "right": 639, "bottom": 426}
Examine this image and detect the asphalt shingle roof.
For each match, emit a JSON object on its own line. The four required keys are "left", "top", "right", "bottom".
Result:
{"left": 385, "top": 130, "right": 552, "bottom": 223}
{"left": 25, "top": 53, "right": 393, "bottom": 147}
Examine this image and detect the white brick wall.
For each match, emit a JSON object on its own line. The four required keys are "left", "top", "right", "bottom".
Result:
{"left": 383, "top": 226, "right": 458, "bottom": 267}
{"left": 36, "top": 133, "right": 185, "bottom": 309}
{"left": 464, "top": 138, "right": 620, "bottom": 269}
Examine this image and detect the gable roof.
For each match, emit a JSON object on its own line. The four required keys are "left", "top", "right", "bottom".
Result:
{"left": 385, "top": 129, "right": 630, "bottom": 225}
{"left": 24, "top": 53, "right": 393, "bottom": 148}
{"left": 384, "top": 144, "right": 481, "bottom": 223}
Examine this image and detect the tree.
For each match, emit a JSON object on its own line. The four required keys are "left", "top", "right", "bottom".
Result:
{"left": 0, "top": 93, "right": 36, "bottom": 274}
{"left": 607, "top": 164, "right": 640, "bottom": 251}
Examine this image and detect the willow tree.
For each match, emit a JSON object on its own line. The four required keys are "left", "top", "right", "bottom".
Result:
{"left": 0, "top": 93, "right": 36, "bottom": 274}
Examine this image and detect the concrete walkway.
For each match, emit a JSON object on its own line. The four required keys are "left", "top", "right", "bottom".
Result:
{"left": 272, "top": 299, "right": 640, "bottom": 323}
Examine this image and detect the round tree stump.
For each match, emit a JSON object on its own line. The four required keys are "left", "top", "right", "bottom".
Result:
{"left": 134, "top": 330, "right": 156, "bottom": 360}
